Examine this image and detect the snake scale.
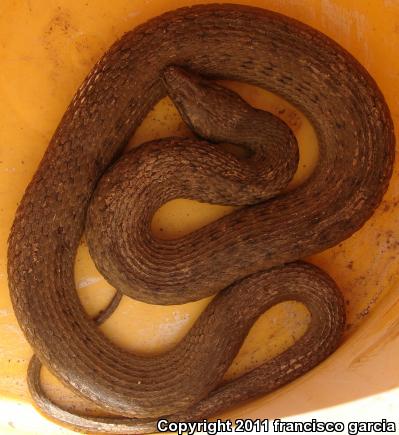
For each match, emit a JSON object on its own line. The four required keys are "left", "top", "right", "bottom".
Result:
{"left": 7, "top": 4, "right": 394, "bottom": 434}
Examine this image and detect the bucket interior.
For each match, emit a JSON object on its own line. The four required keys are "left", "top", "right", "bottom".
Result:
{"left": 0, "top": 0, "right": 398, "bottom": 432}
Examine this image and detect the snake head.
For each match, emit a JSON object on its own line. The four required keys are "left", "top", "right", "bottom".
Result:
{"left": 162, "top": 65, "right": 256, "bottom": 145}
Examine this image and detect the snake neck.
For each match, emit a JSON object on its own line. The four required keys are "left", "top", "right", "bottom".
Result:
{"left": 162, "top": 65, "right": 299, "bottom": 194}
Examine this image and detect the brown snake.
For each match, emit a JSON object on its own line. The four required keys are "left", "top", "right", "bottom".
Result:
{"left": 7, "top": 4, "right": 395, "bottom": 434}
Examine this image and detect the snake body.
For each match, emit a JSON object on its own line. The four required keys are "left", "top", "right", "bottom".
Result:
{"left": 7, "top": 4, "right": 394, "bottom": 434}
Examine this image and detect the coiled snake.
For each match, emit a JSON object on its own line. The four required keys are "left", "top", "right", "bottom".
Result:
{"left": 7, "top": 4, "right": 395, "bottom": 434}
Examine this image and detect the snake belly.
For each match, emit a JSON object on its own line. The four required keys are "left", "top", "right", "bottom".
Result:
{"left": 7, "top": 3, "right": 394, "bottom": 434}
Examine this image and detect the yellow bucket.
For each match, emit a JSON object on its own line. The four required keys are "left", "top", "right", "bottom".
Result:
{"left": 0, "top": 0, "right": 398, "bottom": 433}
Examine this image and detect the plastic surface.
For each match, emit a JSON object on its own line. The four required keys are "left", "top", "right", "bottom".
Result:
{"left": 0, "top": 0, "right": 398, "bottom": 433}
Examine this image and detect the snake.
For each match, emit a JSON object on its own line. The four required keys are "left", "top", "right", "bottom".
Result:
{"left": 7, "top": 3, "right": 394, "bottom": 434}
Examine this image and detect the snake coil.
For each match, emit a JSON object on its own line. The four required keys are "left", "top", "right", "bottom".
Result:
{"left": 7, "top": 4, "right": 394, "bottom": 434}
